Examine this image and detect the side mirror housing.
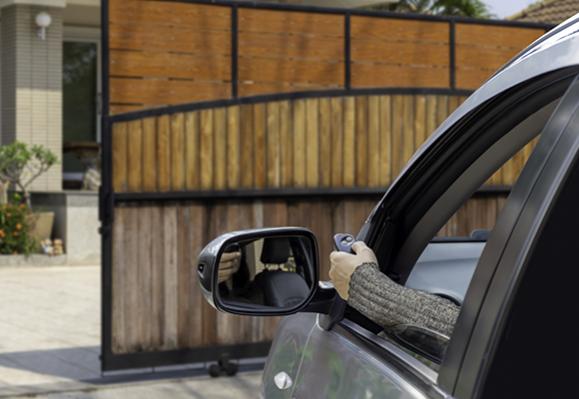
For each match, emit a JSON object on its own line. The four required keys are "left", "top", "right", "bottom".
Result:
{"left": 197, "top": 227, "right": 319, "bottom": 316}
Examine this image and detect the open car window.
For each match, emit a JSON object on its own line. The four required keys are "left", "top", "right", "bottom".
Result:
{"left": 372, "top": 73, "right": 579, "bottom": 371}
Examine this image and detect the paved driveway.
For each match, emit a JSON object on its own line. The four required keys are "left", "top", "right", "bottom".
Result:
{"left": 0, "top": 265, "right": 261, "bottom": 398}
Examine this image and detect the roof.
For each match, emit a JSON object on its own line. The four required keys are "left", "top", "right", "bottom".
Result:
{"left": 510, "top": 0, "right": 579, "bottom": 24}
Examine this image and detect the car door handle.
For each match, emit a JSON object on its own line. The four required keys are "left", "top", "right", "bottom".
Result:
{"left": 274, "top": 371, "right": 293, "bottom": 390}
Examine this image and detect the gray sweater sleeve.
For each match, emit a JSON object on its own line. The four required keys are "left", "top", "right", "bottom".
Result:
{"left": 348, "top": 262, "right": 459, "bottom": 337}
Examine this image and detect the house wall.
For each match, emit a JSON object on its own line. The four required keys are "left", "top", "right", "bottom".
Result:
{"left": 1, "top": 3, "right": 63, "bottom": 191}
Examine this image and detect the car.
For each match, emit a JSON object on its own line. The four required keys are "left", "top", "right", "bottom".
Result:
{"left": 197, "top": 13, "right": 579, "bottom": 399}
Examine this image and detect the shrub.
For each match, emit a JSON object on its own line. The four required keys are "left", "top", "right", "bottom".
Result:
{"left": 0, "top": 202, "right": 37, "bottom": 255}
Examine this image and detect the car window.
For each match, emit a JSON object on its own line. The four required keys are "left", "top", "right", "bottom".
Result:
{"left": 435, "top": 136, "right": 538, "bottom": 241}
{"left": 380, "top": 93, "right": 567, "bottom": 370}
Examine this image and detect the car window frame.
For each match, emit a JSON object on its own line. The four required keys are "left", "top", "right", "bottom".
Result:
{"left": 444, "top": 73, "right": 579, "bottom": 398}
{"left": 362, "top": 68, "right": 579, "bottom": 284}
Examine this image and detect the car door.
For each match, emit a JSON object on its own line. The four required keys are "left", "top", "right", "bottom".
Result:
{"left": 442, "top": 72, "right": 579, "bottom": 399}
{"left": 263, "top": 33, "right": 577, "bottom": 398}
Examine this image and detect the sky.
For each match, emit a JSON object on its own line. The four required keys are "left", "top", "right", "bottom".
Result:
{"left": 484, "top": 0, "right": 537, "bottom": 18}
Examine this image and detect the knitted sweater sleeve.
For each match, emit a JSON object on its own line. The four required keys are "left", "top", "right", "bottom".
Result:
{"left": 347, "top": 262, "right": 459, "bottom": 337}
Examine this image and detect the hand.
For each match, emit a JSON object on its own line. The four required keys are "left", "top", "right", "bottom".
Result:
{"left": 218, "top": 251, "right": 242, "bottom": 284}
{"left": 329, "top": 241, "right": 377, "bottom": 300}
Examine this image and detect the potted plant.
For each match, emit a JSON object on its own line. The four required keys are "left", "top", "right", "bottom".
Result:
{"left": 0, "top": 142, "right": 58, "bottom": 242}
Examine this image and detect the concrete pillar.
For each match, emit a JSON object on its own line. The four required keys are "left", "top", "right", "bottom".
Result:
{"left": 1, "top": 1, "right": 64, "bottom": 191}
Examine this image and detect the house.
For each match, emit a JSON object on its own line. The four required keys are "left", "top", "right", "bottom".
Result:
{"left": 511, "top": 0, "right": 579, "bottom": 24}
{"left": 0, "top": 0, "right": 395, "bottom": 264}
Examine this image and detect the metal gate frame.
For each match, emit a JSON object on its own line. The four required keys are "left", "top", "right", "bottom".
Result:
{"left": 99, "top": 0, "right": 550, "bottom": 372}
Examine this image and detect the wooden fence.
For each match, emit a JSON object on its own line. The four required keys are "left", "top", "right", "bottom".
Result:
{"left": 108, "top": 92, "right": 524, "bottom": 356}
{"left": 108, "top": 0, "right": 547, "bottom": 114}
{"left": 102, "top": 0, "right": 547, "bottom": 370}
{"left": 111, "top": 193, "right": 507, "bottom": 354}
{"left": 111, "top": 93, "right": 533, "bottom": 194}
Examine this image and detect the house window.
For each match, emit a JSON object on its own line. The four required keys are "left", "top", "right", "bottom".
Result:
{"left": 62, "top": 39, "right": 99, "bottom": 186}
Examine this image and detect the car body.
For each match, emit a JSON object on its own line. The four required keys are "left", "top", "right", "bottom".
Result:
{"left": 199, "top": 13, "right": 579, "bottom": 399}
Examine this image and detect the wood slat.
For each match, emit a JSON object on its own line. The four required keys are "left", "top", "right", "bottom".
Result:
{"left": 351, "top": 63, "right": 449, "bottom": 88}
{"left": 238, "top": 57, "right": 344, "bottom": 87}
{"left": 254, "top": 104, "right": 267, "bottom": 189}
{"left": 142, "top": 117, "right": 157, "bottom": 192}
{"left": 240, "top": 104, "right": 254, "bottom": 188}
{"left": 171, "top": 113, "right": 185, "bottom": 191}
{"left": 110, "top": 78, "right": 231, "bottom": 110}
{"left": 351, "top": 17, "right": 449, "bottom": 42}
{"left": 355, "top": 96, "right": 369, "bottom": 187}
{"left": 227, "top": 106, "right": 241, "bottom": 189}
{"left": 214, "top": 108, "right": 228, "bottom": 190}
{"left": 379, "top": 95, "right": 392, "bottom": 187}
{"left": 306, "top": 98, "right": 320, "bottom": 188}
{"left": 352, "top": 41, "right": 449, "bottom": 66}
{"left": 330, "top": 97, "right": 344, "bottom": 187}
{"left": 110, "top": 50, "right": 230, "bottom": 81}
{"left": 455, "top": 24, "right": 543, "bottom": 48}
{"left": 138, "top": 206, "right": 154, "bottom": 350}
{"left": 425, "top": 95, "right": 438, "bottom": 141}
{"left": 343, "top": 97, "right": 356, "bottom": 186}
{"left": 127, "top": 120, "right": 143, "bottom": 192}
{"left": 238, "top": 8, "right": 344, "bottom": 36}
{"left": 157, "top": 115, "right": 171, "bottom": 192}
{"left": 200, "top": 109, "right": 214, "bottom": 190}
{"left": 185, "top": 112, "right": 200, "bottom": 190}
{"left": 293, "top": 100, "right": 306, "bottom": 187}
{"left": 368, "top": 96, "right": 380, "bottom": 187}
{"left": 402, "top": 96, "right": 415, "bottom": 166}
{"left": 238, "top": 31, "right": 344, "bottom": 60}
{"left": 112, "top": 122, "right": 128, "bottom": 192}
{"left": 266, "top": 102, "right": 281, "bottom": 188}
{"left": 150, "top": 206, "right": 164, "bottom": 348}
{"left": 319, "top": 98, "right": 332, "bottom": 188}
{"left": 162, "top": 205, "right": 179, "bottom": 349}
{"left": 414, "top": 96, "right": 427, "bottom": 148}
{"left": 111, "top": 208, "right": 126, "bottom": 353}
{"left": 391, "top": 95, "right": 404, "bottom": 177}
{"left": 110, "top": 24, "right": 231, "bottom": 55}
{"left": 279, "top": 101, "right": 293, "bottom": 187}
{"left": 110, "top": 1, "right": 231, "bottom": 29}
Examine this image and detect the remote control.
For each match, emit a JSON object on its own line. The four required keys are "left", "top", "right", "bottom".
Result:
{"left": 333, "top": 233, "right": 356, "bottom": 253}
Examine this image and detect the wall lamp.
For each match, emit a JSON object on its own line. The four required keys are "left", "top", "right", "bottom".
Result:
{"left": 35, "top": 12, "right": 52, "bottom": 40}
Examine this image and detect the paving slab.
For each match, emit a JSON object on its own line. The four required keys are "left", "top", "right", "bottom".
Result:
{"left": 0, "top": 265, "right": 263, "bottom": 398}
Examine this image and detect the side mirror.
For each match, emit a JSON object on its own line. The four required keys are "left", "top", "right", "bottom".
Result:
{"left": 197, "top": 227, "right": 319, "bottom": 316}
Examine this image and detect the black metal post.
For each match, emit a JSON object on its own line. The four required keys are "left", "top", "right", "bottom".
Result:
{"left": 231, "top": 5, "right": 239, "bottom": 98}
{"left": 345, "top": 12, "right": 351, "bottom": 90}
{"left": 449, "top": 20, "right": 456, "bottom": 90}
{"left": 100, "top": 0, "right": 113, "bottom": 373}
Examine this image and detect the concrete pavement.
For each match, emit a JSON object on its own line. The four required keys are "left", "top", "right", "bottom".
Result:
{"left": 0, "top": 265, "right": 262, "bottom": 398}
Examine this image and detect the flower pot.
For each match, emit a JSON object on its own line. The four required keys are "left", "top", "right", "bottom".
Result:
{"left": 30, "top": 211, "right": 55, "bottom": 241}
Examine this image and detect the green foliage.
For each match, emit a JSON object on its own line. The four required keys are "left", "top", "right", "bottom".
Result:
{"left": 369, "top": 0, "right": 492, "bottom": 18}
{"left": 0, "top": 141, "right": 58, "bottom": 207}
{"left": 0, "top": 202, "right": 37, "bottom": 255}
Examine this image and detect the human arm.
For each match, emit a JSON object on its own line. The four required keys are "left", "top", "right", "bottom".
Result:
{"left": 329, "top": 242, "right": 459, "bottom": 337}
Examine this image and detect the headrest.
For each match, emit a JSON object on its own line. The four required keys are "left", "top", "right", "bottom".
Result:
{"left": 260, "top": 237, "right": 290, "bottom": 264}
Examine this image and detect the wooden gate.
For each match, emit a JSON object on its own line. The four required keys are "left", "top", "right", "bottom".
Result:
{"left": 100, "top": 0, "right": 549, "bottom": 371}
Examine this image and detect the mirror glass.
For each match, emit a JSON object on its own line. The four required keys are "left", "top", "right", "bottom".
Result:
{"left": 216, "top": 235, "right": 316, "bottom": 311}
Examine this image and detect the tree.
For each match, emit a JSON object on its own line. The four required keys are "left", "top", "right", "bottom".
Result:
{"left": 0, "top": 142, "right": 58, "bottom": 207}
{"left": 369, "top": 0, "right": 492, "bottom": 18}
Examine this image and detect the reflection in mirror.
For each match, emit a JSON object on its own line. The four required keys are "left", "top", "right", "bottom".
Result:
{"left": 217, "top": 236, "right": 315, "bottom": 311}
